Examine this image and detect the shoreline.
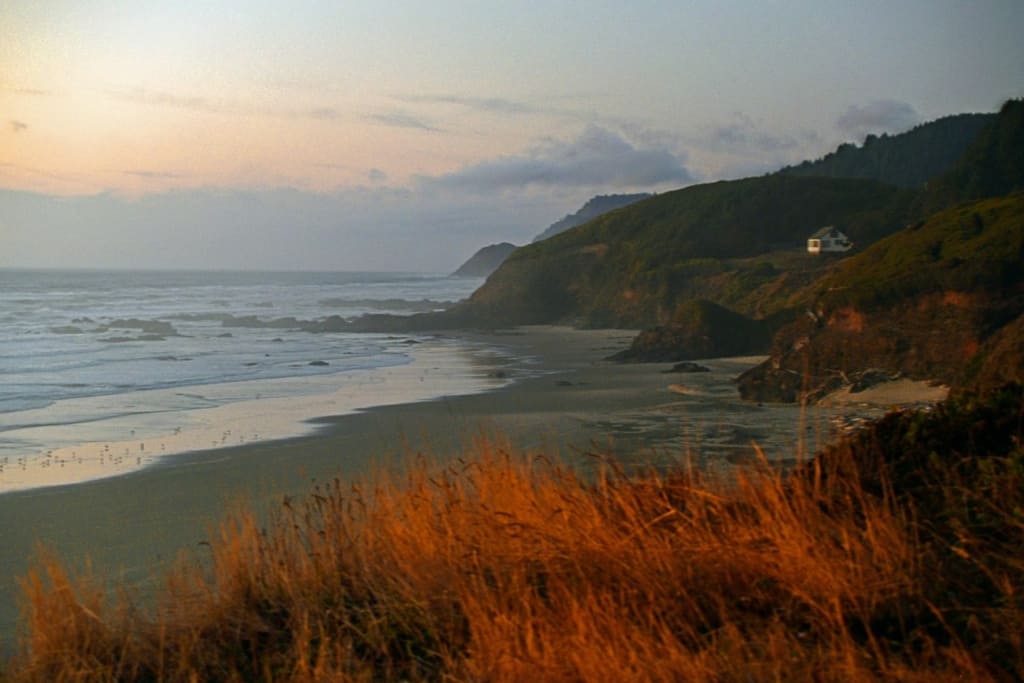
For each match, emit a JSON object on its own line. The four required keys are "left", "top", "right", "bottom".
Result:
{"left": 0, "top": 337, "right": 514, "bottom": 495}
{"left": 0, "top": 325, "right": 947, "bottom": 653}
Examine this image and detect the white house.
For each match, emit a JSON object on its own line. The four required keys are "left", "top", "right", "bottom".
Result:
{"left": 807, "top": 226, "right": 852, "bottom": 254}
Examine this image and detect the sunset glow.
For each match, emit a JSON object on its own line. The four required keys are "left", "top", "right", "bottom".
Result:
{"left": 2, "top": 1, "right": 1022, "bottom": 270}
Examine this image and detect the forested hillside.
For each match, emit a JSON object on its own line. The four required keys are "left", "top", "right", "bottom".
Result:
{"left": 779, "top": 112, "right": 993, "bottom": 188}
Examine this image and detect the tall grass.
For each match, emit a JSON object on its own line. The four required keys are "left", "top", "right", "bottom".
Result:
{"left": 5, "top": 387, "right": 1023, "bottom": 681}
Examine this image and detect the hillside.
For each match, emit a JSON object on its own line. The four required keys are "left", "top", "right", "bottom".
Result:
{"left": 317, "top": 101, "right": 1017, "bottom": 380}
{"left": 452, "top": 175, "right": 912, "bottom": 328}
{"left": 452, "top": 242, "right": 518, "bottom": 277}
{"left": 532, "top": 193, "right": 651, "bottom": 242}
{"left": 737, "top": 193, "right": 1024, "bottom": 402}
{"left": 779, "top": 112, "right": 993, "bottom": 188}
{"left": 736, "top": 99, "right": 1024, "bottom": 402}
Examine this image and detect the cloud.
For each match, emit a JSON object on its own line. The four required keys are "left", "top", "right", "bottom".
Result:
{"left": 105, "top": 86, "right": 224, "bottom": 114}
{"left": 2, "top": 86, "right": 51, "bottom": 96}
{"left": 306, "top": 107, "right": 343, "bottom": 120}
{"left": 367, "top": 168, "right": 388, "bottom": 183}
{"left": 104, "top": 85, "right": 350, "bottom": 122}
{"left": 707, "top": 113, "right": 800, "bottom": 153}
{"left": 9, "top": 120, "right": 28, "bottom": 133}
{"left": 367, "top": 110, "right": 441, "bottom": 132}
{"left": 123, "top": 169, "right": 190, "bottom": 179}
{"left": 837, "top": 99, "right": 920, "bottom": 139}
{"left": 420, "top": 124, "right": 693, "bottom": 192}
{"left": 396, "top": 93, "right": 538, "bottom": 116}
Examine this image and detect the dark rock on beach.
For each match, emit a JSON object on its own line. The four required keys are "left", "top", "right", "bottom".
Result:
{"left": 610, "top": 300, "right": 772, "bottom": 363}
{"left": 663, "top": 361, "right": 712, "bottom": 374}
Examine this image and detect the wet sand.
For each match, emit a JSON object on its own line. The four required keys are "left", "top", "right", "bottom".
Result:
{"left": 0, "top": 326, "right": 942, "bottom": 652}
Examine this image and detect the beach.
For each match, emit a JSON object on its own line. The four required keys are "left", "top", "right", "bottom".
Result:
{"left": 0, "top": 325, "right": 945, "bottom": 652}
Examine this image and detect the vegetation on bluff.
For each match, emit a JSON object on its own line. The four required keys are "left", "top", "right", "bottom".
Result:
{"left": 738, "top": 194, "right": 1024, "bottom": 403}
{"left": 5, "top": 385, "right": 1022, "bottom": 681}
{"left": 820, "top": 193, "right": 1023, "bottom": 310}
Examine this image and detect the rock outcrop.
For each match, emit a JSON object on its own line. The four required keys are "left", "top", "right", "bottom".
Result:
{"left": 609, "top": 300, "right": 772, "bottom": 362}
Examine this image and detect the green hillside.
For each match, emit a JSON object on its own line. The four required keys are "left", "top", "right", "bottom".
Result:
{"left": 455, "top": 175, "right": 912, "bottom": 328}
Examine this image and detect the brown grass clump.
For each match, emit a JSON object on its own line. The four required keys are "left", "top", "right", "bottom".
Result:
{"left": 4, "top": 386, "right": 1024, "bottom": 681}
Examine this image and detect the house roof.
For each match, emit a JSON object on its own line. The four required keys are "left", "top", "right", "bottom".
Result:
{"left": 809, "top": 226, "right": 843, "bottom": 239}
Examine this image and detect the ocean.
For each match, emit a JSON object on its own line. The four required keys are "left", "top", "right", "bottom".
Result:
{"left": 0, "top": 269, "right": 497, "bottom": 494}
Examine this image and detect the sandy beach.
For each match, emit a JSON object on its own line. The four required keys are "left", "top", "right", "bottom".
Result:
{"left": 0, "top": 325, "right": 946, "bottom": 652}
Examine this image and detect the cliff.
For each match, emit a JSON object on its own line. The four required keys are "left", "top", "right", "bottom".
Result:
{"left": 737, "top": 193, "right": 1024, "bottom": 402}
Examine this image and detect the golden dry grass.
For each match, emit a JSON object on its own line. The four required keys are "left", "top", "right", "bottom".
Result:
{"left": 4, "top": 393, "right": 1023, "bottom": 683}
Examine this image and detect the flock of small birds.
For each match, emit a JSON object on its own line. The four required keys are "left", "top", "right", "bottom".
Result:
{"left": 0, "top": 427, "right": 264, "bottom": 477}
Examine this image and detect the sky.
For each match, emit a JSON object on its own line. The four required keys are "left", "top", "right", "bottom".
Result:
{"left": 2, "top": 1, "right": 1022, "bottom": 272}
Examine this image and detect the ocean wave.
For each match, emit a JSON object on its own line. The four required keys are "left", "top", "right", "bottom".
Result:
{"left": 318, "top": 297, "right": 454, "bottom": 312}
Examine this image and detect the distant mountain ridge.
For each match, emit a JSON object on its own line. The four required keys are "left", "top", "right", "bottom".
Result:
{"left": 450, "top": 193, "right": 652, "bottom": 278}
{"left": 451, "top": 242, "right": 518, "bottom": 278}
{"left": 779, "top": 112, "right": 994, "bottom": 188}
{"left": 532, "top": 193, "right": 651, "bottom": 242}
